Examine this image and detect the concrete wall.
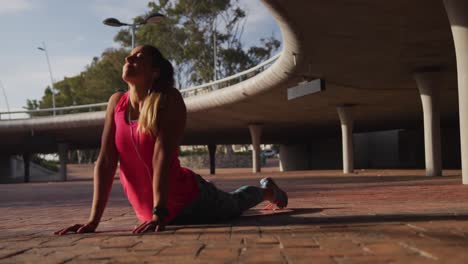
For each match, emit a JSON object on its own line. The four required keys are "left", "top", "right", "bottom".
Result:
{"left": 355, "top": 130, "right": 401, "bottom": 169}
{"left": 179, "top": 152, "right": 252, "bottom": 170}
{"left": 279, "top": 128, "right": 461, "bottom": 171}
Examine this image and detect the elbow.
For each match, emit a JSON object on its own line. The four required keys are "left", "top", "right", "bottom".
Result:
{"left": 96, "top": 152, "right": 118, "bottom": 172}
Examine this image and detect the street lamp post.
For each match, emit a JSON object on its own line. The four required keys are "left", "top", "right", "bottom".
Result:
{"left": 103, "top": 12, "right": 166, "bottom": 49}
{"left": 213, "top": 17, "right": 217, "bottom": 81}
{"left": 37, "top": 42, "right": 56, "bottom": 116}
{"left": 0, "top": 80, "right": 11, "bottom": 120}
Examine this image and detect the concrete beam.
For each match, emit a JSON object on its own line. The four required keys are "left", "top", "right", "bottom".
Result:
{"left": 443, "top": 0, "right": 468, "bottom": 184}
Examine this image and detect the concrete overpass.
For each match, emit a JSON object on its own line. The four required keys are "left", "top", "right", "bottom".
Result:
{"left": 1, "top": 0, "right": 467, "bottom": 184}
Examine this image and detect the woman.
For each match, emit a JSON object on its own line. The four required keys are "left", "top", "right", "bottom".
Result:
{"left": 54, "top": 45, "right": 288, "bottom": 235}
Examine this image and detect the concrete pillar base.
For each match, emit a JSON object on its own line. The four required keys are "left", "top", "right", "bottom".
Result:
{"left": 208, "top": 144, "right": 216, "bottom": 175}
{"left": 337, "top": 105, "right": 355, "bottom": 174}
{"left": 0, "top": 155, "right": 14, "bottom": 183}
{"left": 58, "top": 143, "right": 68, "bottom": 181}
{"left": 414, "top": 70, "right": 443, "bottom": 177}
{"left": 23, "top": 153, "right": 30, "bottom": 183}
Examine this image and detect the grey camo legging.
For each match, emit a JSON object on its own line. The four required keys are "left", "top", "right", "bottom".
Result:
{"left": 170, "top": 174, "right": 264, "bottom": 224}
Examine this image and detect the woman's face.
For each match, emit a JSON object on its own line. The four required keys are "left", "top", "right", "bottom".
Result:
{"left": 122, "top": 46, "right": 158, "bottom": 85}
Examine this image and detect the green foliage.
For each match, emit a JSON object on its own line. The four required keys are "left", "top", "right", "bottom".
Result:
{"left": 115, "top": 0, "right": 280, "bottom": 86}
{"left": 179, "top": 148, "right": 209, "bottom": 156}
{"left": 78, "top": 48, "right": 128, "bottom": 104}
{"left": 26, "top": 48, "right": 127, "bottom": 114}
{"left": 31, "top": 155, "right": 59, "bottom": 172}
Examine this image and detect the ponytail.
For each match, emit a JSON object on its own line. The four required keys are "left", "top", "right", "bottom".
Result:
{"left": 137, "top": 46, "right": 174, "bottom": 135}
{"left": 138, "top": 92, "right": 162, "bottom": 135}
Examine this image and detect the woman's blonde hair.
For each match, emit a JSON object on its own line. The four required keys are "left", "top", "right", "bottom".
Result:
{"left": 137, "top": 45, "right": 174, "bottom": 135}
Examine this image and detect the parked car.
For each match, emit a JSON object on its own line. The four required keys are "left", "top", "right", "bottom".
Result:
{"left": 261, "top": 149, "right": 277, "bottom": 158}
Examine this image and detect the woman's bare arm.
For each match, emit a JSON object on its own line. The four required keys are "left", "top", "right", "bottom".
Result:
{"left": 152, "top": 89, "right": 186, "bottom": 209}
{"left": 132, "top": 89, "right": 186, "bottom": 233}
{"left": 55, "top": 92, "right": 122, "bottom": 235}
{"left": 88, "top": 92, "right": 122, "bottom": 225}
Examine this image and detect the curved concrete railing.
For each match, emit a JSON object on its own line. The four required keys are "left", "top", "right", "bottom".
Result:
{"left": 0, "top": 53, "right": 280, "bottom": 120}
{"left": 179, "top": 53, "right": 280, "bottom": 98}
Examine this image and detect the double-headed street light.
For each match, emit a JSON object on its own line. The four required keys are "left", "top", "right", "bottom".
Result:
{"left": 103, "top": 12, "right": 166, "bottom": 49}
{"left": 37, "top": 42, "right": 56, "bottom": 116}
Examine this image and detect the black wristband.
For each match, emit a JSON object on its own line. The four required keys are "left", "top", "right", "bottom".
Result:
{"left": 152, "top": 206, "right": 169, "bottom": 218}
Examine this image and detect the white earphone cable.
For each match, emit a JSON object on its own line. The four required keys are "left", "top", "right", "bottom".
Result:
{"left": 129, "top": 109, "right": 153, "bottom": 185}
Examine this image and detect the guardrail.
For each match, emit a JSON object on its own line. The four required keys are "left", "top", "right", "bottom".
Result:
{"left": 0, "top": 53, "right": 280, "bottom": 120}
{"left": 179, "top": 53, "right": 280, "bottom": 97}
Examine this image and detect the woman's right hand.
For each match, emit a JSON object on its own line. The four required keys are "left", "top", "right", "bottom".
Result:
{"left": 54, "top": 221, "right": 98, "bottom": 235}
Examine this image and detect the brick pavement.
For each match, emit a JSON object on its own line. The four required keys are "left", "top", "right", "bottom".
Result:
{"left": 1, "top": 166, "right": 468, "bottom": 263}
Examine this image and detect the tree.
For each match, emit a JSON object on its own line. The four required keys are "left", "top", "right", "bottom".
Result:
{"left": 114, "top": 0, "right": 281, "bottom": 87}
{"left": 26, "top": 48, "right": 128, "bottom": 112}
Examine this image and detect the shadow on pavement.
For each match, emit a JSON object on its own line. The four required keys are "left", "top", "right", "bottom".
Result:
{"left": 60, "top": 208, "right": 468, "bottom": 236}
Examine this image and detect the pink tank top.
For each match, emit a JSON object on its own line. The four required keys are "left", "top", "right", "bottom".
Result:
{"left": 114, "top": 92, "right": 199, "bottom": 223}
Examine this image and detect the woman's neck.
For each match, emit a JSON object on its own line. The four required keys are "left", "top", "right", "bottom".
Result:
{"left": 128, "top": 84, "right": 149, "bottom": 115}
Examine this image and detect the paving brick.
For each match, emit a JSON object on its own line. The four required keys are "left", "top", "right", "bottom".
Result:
{"left": 278, "top": 236, "right": 319, "bottom": 248}
{"left": 77, "top": 248, "right": 134, "bottom": 260}
{"left": 140, "top": 255, "right": 199, "bottom": 263}
{"left": 315, "top": 237, "right": 367, "bottom": 256}
{"left": 361, "top": 242, "right": 412, "bottom": 256}
{"left": 4, "top": 250, "right": 76, "bottom": 264}
{"left": 231, "top": 226, "right": 261, "bottom": 242}
{"left": 174, "top": 227, "right": 203, "bottom": 240}
{"left": 0, "top": 248, "right": 31, "bottom": 261}
{"left": 197, "top": 247, "right": 239, "bottom": 262}
{"left": 239, "top": 248, "right": 285, "bottom": 263}
{"left": 333, "top": 255, "right": 400, "bottom": 264}
{"left": 158, "top": 243, "right": 204, "bottom": 257}
{"left": 36, "top": 236, "right": 83, "bottom": 248}
{"left": 283, "top": 247, "right": 342, "bottom": 258}
{"left": 99, "top": 236, "right": 141, "bottom": 249}
{"left": 287, "top": 256, "right": 336, "bottom": 264}
{"left": 131, "top": 241, "right": 171, "bottom": 252}
{"left": 199, "top": 226, "right": 231, "bottom": 241}
{"left": 73, "top": 235, "right": 108, "bottom": 246}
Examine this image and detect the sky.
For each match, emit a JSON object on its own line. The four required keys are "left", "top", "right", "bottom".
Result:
{"left": 0, "top": 0, "right": 281, "bottom": 112}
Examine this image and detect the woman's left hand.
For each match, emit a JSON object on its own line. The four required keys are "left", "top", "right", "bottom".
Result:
{"left": 132, "top": 216, "right": 166, "bottom": 234}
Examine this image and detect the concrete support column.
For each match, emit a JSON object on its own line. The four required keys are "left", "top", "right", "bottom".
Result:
{"left": 0, "top": 155, "right": 13, "bottom": 183}
{"left": 337, "top": 105, "right": 354, "bottom": 174}
{"left": 248, "top": 124, "right": 262, "bottom": 173}
{"left": 23, "top": 153, "right": 30, "bottom": 183}
{"left": 208, "top": 144, "right": 216, "bottom": 175}
{"left": 58, "top": 143, "right": 68, "bottom": 181}
{"left": 414, "top": 71, "right": 443, "bottom": 176}
{"left": 443, "top": 0, "right": 468, "bottom": 184}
